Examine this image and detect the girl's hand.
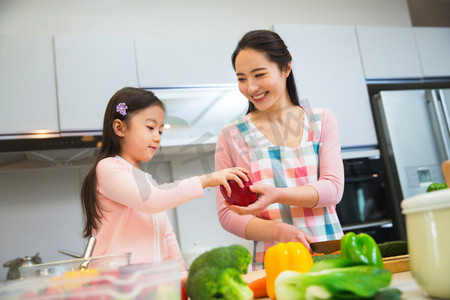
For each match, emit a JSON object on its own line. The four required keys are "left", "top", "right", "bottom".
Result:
{"left": 200, "top": 167, "right": 249, "bottom": 195}
{"left": 226, "top": 184, "right": 279, "bottom": 215}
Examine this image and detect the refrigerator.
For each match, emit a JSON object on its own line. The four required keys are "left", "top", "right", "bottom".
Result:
{"left": 371, "top": 88, "right": 450, "bottom": 240}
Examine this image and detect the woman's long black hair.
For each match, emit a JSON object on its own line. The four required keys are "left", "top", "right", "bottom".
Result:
{"left": 231, "top": 30, "right": 300, "bottom": 114}
{"left": 81, "top": 87, "right": 165, "bottom": 238}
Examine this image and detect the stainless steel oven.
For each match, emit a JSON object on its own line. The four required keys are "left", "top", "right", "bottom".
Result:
{"left": 336, "top": 156, "right": 396, "bottom": 243}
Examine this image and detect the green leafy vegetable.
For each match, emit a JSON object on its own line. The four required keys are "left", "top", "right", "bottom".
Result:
{"left": 275, "top": 266, "right": 392, "bottom": 300}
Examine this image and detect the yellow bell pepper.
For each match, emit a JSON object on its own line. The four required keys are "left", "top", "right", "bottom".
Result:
{"left": 264, "top": 242, "right": 313, "bottom": 299}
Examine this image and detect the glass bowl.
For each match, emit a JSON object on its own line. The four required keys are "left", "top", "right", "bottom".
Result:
{"left": 19, "top": 252, "right": 131, "bottom": 279}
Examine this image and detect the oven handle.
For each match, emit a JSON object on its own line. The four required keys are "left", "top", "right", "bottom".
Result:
{"left": 345, "top": 175, "right": 381, "bottom": 183}
{"left": 342, "top": 220, "right": 393, "bottom": 231}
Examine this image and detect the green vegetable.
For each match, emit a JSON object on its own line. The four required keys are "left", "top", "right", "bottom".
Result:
{"left": 340, "top": 232, "right": 384, "bottom": 268}
{"left": 187, "top": 267, "right": 253, "bottom": 300}
{"left": 312, "top": 253, "right": 340, "bottom": 263}
{"left": 186, "top": 244, "right": 252, "bottom": 300}
{"left": 438, "top": 182, "right": 448, "bottom": 189}
{"left": 374, "top": 288, "right": 402, "bottom": 300}
{"left": 377, "top": 241, "right": 408, "bottom": 258}
{"left": 427, "top": 182, "right": 448, "bottom": 192}
{"left": 275, "top": 265, "right": 392, "bottom": 300}
{"left": 427, "top": 183, "right": 439, "bottom": 192}
{"left": 309, "top": 257, "right": 360, "bottom": 273}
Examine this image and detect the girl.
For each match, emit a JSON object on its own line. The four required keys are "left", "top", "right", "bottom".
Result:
{"left": 215, "top": 30, "right": 345, "bottom": 270}
{"left": 81, "top": 87, "right": 248, "bottom": 275}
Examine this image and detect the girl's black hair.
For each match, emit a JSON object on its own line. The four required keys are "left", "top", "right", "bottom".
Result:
{"left": 231, "top": 30, "right": 300, "bottom": 113}
{"left": 81, "top": 87, "right": 165, "bottom": 238}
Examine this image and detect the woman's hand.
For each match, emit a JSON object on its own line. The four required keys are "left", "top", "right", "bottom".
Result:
{"left": 276, "top": 221, "right": 314, "bottom": 253}
{"left": 226, "top": 184, "right": 279, "bottom": 215}
{"left": 200, "top": 167, "right": 249, "bottom": 196}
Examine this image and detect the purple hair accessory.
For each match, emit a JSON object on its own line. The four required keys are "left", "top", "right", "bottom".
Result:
{"left": 116, "top": 102, "right": 128, "bottom": 116}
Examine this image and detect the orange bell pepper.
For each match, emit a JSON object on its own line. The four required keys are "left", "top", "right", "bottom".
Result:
{"left": 264, "top": 242, "right": 313, "bottom": 299}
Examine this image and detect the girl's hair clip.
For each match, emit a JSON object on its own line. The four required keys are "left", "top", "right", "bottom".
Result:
{"left": 116, "top": 102, "right": 128, "bottom": 116}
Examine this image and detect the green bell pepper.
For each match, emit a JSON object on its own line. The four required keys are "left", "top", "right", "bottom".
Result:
{"left": 340, "top": 232, "right": 384, "bottom": 268}
{"left": 427, "top": 182, "right": 448, "bottom": 192}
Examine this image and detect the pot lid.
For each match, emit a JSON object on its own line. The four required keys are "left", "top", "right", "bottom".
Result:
{"left": 401, "top": 188, "right": 450, "bottom": 214}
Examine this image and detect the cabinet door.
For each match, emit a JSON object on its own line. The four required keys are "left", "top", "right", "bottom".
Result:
{"left": 414, "top": 27, "right": 450, "bottom": 77}
{"left": 135, "top": 37, "right": 237, "bottom": 87}
{"left": 273, "top": 24, "right": 377, "bottom": 148}
{"left": 0, "top": 35, "right": 59, "bottom": 135}
{"left": 356, "top": 26, "right": 423, "bottom": 79}
{"left": 54, "top": 35, "right": 138, "bottom": 132}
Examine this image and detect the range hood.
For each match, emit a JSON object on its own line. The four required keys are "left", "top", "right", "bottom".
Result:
{"left": 150, "top": 86, "right": 248, "bottom": 146}
{"left": 0, "top": 86, "right": 248, "bottom": 171}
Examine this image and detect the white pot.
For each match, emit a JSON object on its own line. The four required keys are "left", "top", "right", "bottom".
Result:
{"left": 182, "top": 242, "right": 212, "bottom": 271}
{"left": 401, "top": 188, "right": 450, "bottom": 299}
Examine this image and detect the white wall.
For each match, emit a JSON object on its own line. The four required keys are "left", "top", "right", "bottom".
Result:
{"left": 0, "top": 167, "right": 87, "bottom": 280}
{"left": 0, "top": 0, "right": 413, "bottom": 280}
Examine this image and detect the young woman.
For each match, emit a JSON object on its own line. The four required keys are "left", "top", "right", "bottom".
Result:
{"left": 81, "top": 87, "right": 248, "bottom": 276}
{"left": 215, "top": 30, "right": 344, "bottom": 270}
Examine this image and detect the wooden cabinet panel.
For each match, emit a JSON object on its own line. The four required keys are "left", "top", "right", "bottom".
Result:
{"left": 356, "top": 26, "right": 423, "bottom": 79}
{"left": 274, "top": 24, "right": 378, "bottom": 148}
{"left": 414, "top": 27, "right": 450, "bottom": 77}
{"left": 54, "top": 35, "right": 138, "bottom": 132}
{"left": 0, "top": 35, "right": 59, "bottom": 135}
{"left": 135, "top": 37, "right": 237, "bottom": 87}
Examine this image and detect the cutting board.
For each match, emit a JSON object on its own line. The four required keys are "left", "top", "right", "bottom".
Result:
{"left": 383, "top": 254, "right": 410, "bottom": 273}
{"left": 442, "top": 160, "right": 450, "bottom": 185}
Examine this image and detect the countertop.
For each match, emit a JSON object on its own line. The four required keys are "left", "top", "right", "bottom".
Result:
{"left": 243, "top": 270, "right": 432, "bottom": 299}
{"left": 390, "top": 271, "right": 432, "bottom": 299}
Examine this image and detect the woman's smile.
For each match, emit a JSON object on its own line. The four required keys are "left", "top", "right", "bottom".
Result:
{"left": 252, "top": 92, "right": 268, "bottom": 102}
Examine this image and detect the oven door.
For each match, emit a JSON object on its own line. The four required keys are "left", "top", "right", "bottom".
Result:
{"left": 337, "top": 157, "right": 395, "bottom": 242}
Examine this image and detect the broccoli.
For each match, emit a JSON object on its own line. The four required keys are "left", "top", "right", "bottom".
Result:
{"left": 186, "top": 244, "right": 253, "bottom": 300}
{"left": 187, "top": 267, "right": 253, "bottom": 300}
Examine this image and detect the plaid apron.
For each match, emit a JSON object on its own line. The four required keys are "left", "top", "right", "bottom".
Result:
{"left": 235, "top": 108, "right": 343, "bottom": 270}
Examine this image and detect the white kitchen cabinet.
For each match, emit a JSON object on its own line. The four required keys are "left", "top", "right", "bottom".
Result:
{"left": 414, "top": 27, "right": 450, "bottom": 77}
{"left": 273, "top": 24, "right": 378, "bottom": 148}
{"left": 135, "top": 37, "right": 237, "bottom": 88}
{"left": 356, "top": 26, "right": 423, "bottom": 79}
{"left": 54, "top": 35, "right": 138, "bottom": 132}
{"left": 0, "top": 35, "right": 59, "bottom": 135}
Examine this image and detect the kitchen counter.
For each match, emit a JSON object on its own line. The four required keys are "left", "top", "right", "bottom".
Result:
{"left": 390, "top": 271, "right": 431, "bottom": 299}
{"left": 243, "top": 270, "right": 431, "bottom": 299}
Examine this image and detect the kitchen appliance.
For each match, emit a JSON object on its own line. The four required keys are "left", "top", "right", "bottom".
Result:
{"left": 371, "top": 87, "right": 450, "bottom": 240}
{"left": 401, "top": 188, "right": 450, "bottom": 298}
{"left": 336, "top": 156, "right": 396, "bottom": 243}
{"left": 2, "top": 253, "right": 42, "bottom": 280}
{"left": 0, "top": 86, "right": 247, "bottom": 170}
